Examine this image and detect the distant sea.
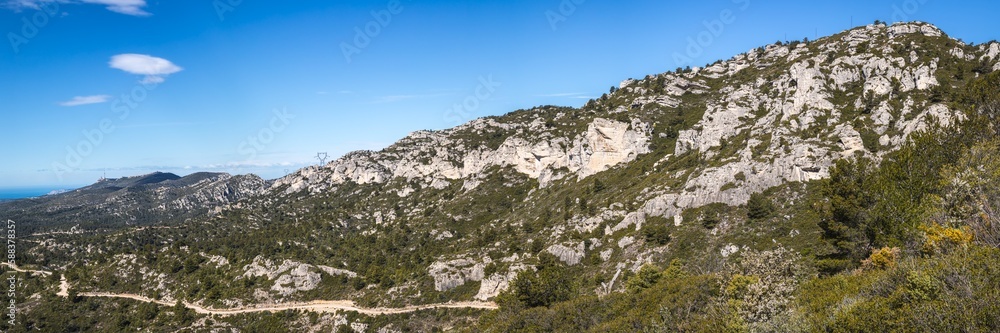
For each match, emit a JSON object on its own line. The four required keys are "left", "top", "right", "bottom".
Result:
{"left": 0, "top": 187, "right": 71, "bottom": 200}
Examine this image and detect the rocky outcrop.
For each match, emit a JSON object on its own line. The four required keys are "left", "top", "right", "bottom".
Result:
{"left": 273, "top": 117, "right": 651, "bottom": 192}
{"left": 159, "top": 173, "right": 268, "bottom": 212}
{"left": 243, "top": 256, "right": 357, "bottom": 297}
{"left": 631, "top": 22, "right": 970, "bottom": 222}
{"left": 427, "top": 258, "right": 486, "bottom": 291}
{"left": 475, "top": 264, "right": 530, "bottom": 300}
{"left": 545, "top": 243, "right": 586, "bottom": 266}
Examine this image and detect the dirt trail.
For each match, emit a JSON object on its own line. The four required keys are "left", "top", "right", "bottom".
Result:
{"left": 57, "top": 274, "right": 69, "bottom": 297}
{"left": 1, "top": 262, "right": 52, "bottom": 276}
{"left": 79, "top": 292, "right": 498, "bottom": 316}
{"left": 9, "top": 226, "right": 500, "bottom": 315}
{"left": 4, "top": 263, "right": 497, "bottom": 315}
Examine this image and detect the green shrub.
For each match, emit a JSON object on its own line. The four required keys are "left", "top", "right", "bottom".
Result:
{"left": 626, "top": 264, "right": 662, "bottom": 293}
{"left": 642, "top": 222, "right": 672, "bottom": 246}
{"left": 746, "top": 193, "right": 774, "bottom": 221}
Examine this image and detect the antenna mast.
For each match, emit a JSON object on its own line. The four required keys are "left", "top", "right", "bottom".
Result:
{"left": 315, "top": 152, "right": 329, "bottom": 166}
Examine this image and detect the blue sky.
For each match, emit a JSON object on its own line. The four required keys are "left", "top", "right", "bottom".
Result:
{"left": 2, "top": 0, "right": 999, "bottom": 189}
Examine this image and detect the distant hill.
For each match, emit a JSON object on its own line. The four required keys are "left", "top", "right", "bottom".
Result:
{"left": 0, "top": 171, "right": 268, "bottom": 232}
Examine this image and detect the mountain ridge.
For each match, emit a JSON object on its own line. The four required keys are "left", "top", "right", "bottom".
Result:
{"left": 4, "top": 21, "right": 1000, "bottom": 332}
{"left": 266, "top": 21, "right": 984, "bottom": 220}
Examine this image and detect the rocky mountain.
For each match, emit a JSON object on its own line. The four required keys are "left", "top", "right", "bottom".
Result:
{"left": 274, "top": 22, "right": 982, "bottom": 213}
{"left": 5, "top": 22, "right": 1000, "bottom": 332}
{"left": 0, "top": 171, "right": 268, "bottom": 232}
{"left": 246, "top": 20, "right": 988, "bottom": 296}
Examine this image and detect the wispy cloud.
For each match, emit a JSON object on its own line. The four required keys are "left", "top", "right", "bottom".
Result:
{"left": 538, "top": 92, "right": 585, "bottom": 97}
{"left": 59, "top": 94, "right": 111, "bottom": 106}
{"left": 81, "top": 0, "right": 148, "bottom": 16}
{"left": 4, "top": 0, "right": 149, "bottom": 16}
{"left": 203, "top": 161, "right": 300, "bottom": 169}
{"left": 373, "top": 93, "right": 451, "bottom": 104}
{"left": 109, "top": 53, "right": 182, "bottom": 83}
{"left": 539, "top": 92, "right": 593, "bottom": 99}
{"left": 55, "top": 161, "right": 307, "bottom": 173}
{"left": 116, "top": 121, "right": 214, "bottom": 129}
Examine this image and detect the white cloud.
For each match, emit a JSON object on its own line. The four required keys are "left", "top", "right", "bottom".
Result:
{"left": 81, "top": 0, "right": 148, "bottom": 16}
{"left": 59, "top": 94, "right": 111, "bottom": 106}
{"left": 140, "top": 75, "right": 164, "bottom": 84}
{"left": 539, "top": 92, "right": 594, "bottom": 99}
{"left": 4, "top": 0, "right": 149, "bottom": 16}
{"left": 203, "top": 161, "right": 303, "bottom": 169}
{"left": 373, "top": 93, "right": 451, "bottom": 103}
{"left": 538, "top": 92, "right": 584, "bottom": 97}
{"left": 4, "top": 0, "right": 44, "bottom": 10}
{"left": 109, "top": 54, "right": 182, "bottom": 83}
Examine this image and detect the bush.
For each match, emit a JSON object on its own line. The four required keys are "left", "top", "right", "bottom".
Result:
{"left": 724, "top": 247, "right": 811, "bottom": 331}
{"left": 746, "top": 193, "right": 774, "bottom": 221}
{"left": 920, "top": 224, "right": 972, "bottom": 255}
{"left": 642, "top": 222, "right": 671, "bottom": 246}
{"left": 938, "top": 140, "right": 1000, "bottom": 247}
{"left": 502, "top": 265, "right": 574, "bottom": 308}
{"left": 860, "top": 247, "right": 900, "bottom": 270}
{"left": 626, "top": 264, "right": 662, "bottom": 293}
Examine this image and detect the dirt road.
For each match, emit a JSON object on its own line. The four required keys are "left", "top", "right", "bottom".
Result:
{"left": 79, "top": 292, "right": 498, "bottom": 316}
{"left": 3, "top": 263, "right": 497, "bottom": 316}
{"left": 1, "top": 262, "right": 52, "bottom": 276}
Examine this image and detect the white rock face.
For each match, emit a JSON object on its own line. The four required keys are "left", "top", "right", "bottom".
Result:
{"left": 271, "top": 265, "right": 321, "bottom": 297}
{"left": 201, "top": 253, "right": 230, "bottom": 267}
{"left": 606, "top": 211, "right": 645, "bottom": 234}
{"left": 475, "top": 264, "right": 530, "bottom": 300}
{"left": 887, "top": 22, "right": 942, "bottom": 38}
{"left": 272, "top": 117, "right": 651, "bottom": 192}
{"left": 317, "top": 265, "right": 358, "bottom": 278}
{"left": 545, "top": 243, "right": 586, "bottom": 266}
{"left": 983, "top": 42, "right": 1000, "bottom": 60}
{"left": 242, "top": 256, "right": 351, "bottom": 297}
{"left": 721, "top": 244, "right": 739, "bottom": 257}
{"left": 618, "top": 236, "right": 635, "bottom": 249}
{"left": 627, "top": 22, "right": 970, "bottom": 222}
{"left": 427, "top": 258, "right": 486, "bottom": 291}
{"left": 580, "top": 118, "right": 651, "bottom": 178}
{"left": 977, "top": 42, "right": 1000, "bottom": 71}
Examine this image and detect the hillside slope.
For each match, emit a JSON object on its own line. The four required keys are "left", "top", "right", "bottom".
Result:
{"left": 5, "top": 22, "right": 1000, "bottom": 332}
